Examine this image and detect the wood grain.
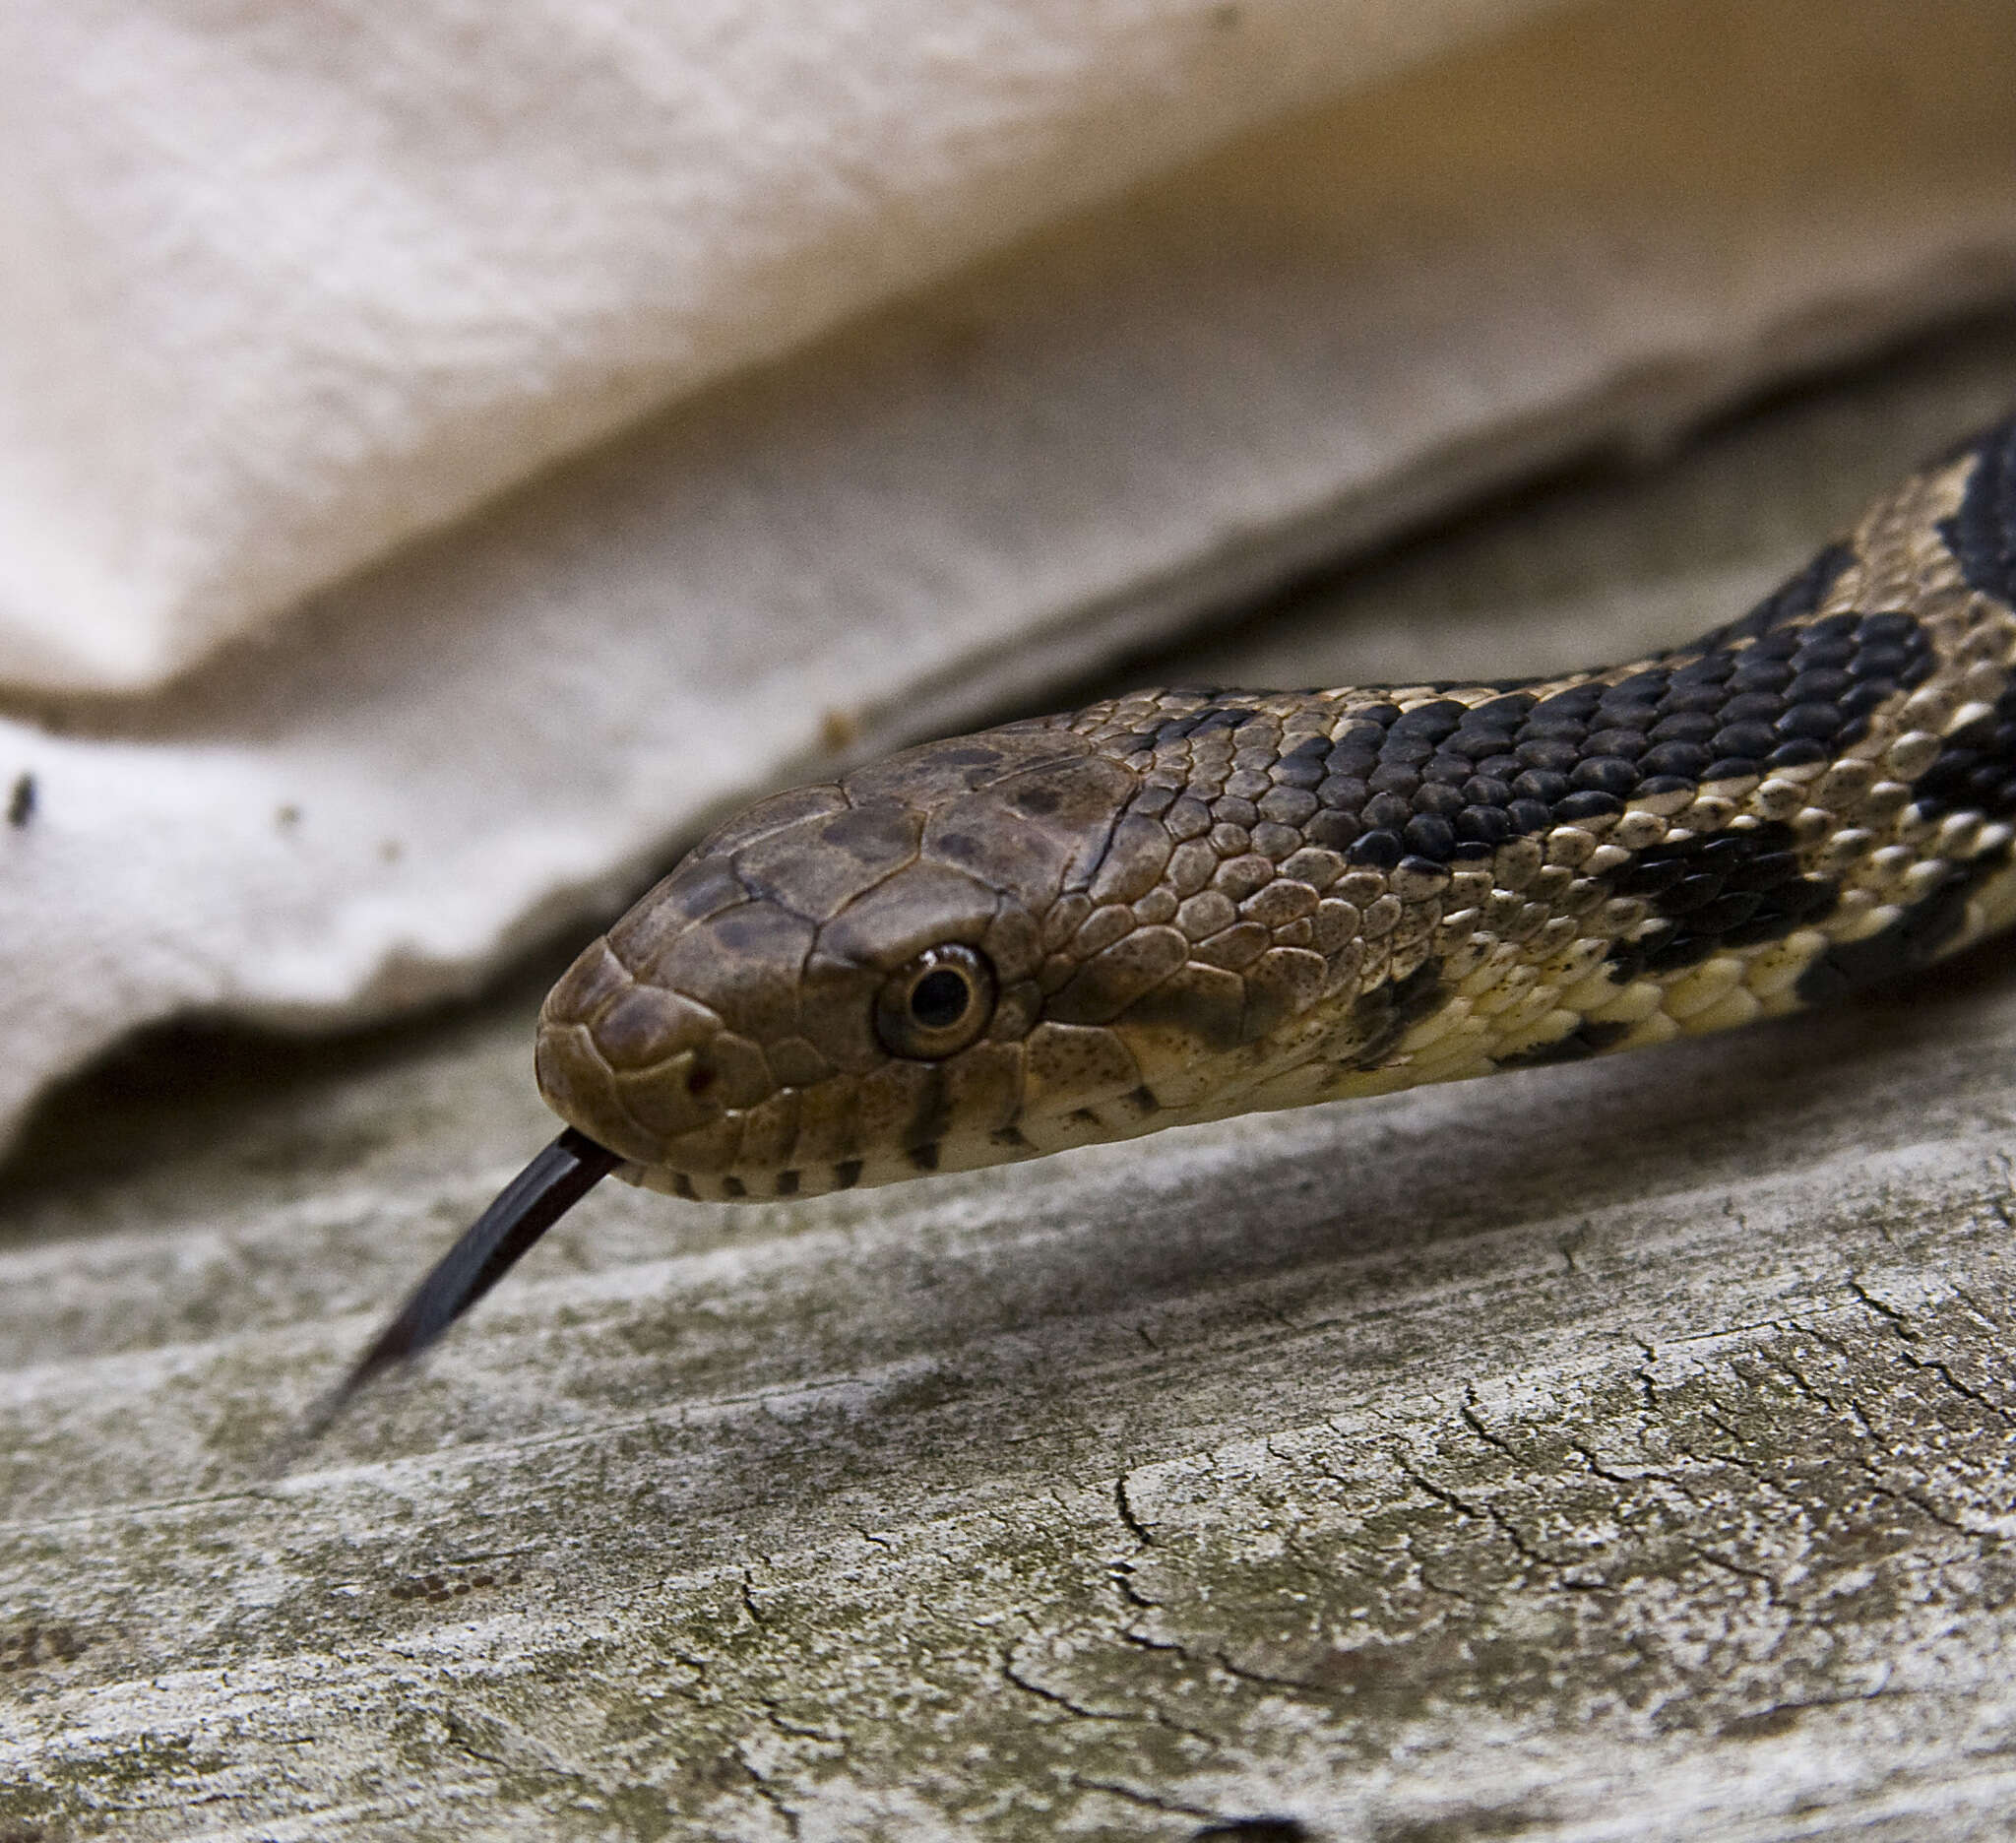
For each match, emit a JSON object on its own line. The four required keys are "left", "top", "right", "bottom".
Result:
{"left": 7, "top": 323, "right": 2016, "bottom": 1841}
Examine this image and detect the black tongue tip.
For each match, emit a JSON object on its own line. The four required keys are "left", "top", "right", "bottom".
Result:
{"left": 285, "top": 1128, "right": 620, "bottom": 1457}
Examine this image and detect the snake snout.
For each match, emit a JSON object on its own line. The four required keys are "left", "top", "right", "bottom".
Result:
{"left": 535, "top": 941, "right": 724, "bottom": 1163}
{"left": 535, "top": 873, "right": 819, "bottom": 1165}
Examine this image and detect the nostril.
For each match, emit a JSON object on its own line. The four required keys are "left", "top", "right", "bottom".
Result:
{"left": 685, "top": 1060, "right": 718, "bottom": 1100}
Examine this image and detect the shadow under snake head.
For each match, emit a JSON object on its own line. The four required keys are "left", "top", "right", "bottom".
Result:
{"left": 535, "top": 724, "right": 1194, "bottom": 1201}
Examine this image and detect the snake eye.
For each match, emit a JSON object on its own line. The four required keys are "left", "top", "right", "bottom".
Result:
{"left": 874, "top": 944, "right": 997, "bottom": 1059}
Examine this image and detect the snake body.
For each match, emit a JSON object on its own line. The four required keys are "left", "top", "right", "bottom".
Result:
{"left": 315, "top": 413, "right": 2016, "bottom": 1410}
{"left": 526, "top": 415, "right": 2016, "bottom": 1206}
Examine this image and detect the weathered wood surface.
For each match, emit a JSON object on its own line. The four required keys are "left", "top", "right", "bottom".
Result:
{"left": 7, "top": 325, "right": 2016, "bottom": 1841}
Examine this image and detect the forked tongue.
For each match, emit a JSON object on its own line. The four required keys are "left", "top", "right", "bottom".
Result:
{"left": 288, "top": 1128, "right": 619, "bottom": 1453}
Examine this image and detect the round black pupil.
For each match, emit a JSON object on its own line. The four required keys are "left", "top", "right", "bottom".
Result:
{"left": 910, "top": 967, "right": 970, "bottom": 1031}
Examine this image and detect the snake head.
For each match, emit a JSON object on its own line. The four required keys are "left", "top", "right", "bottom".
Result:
{"left": 535, "top": 722, "right": 1178, "bottom": 1198}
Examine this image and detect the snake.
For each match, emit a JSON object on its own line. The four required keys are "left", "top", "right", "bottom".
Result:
{"left": 324, "top": 413, "right": 2016, "bottom": 1416}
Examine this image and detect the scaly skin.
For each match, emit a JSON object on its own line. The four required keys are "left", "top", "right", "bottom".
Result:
{"left": 533, "top": 417, "right": 2016, "bottom": 1203}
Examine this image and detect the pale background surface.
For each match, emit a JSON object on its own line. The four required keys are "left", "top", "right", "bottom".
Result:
{"left": 5, "top": 318, "right": 2016, "bottom": 1841}
{"left": 4, "top": 0, "right": 2016, "bottom": 1158}
{"left": 8, "top": 0, "right": 2016, "bottom": 1834}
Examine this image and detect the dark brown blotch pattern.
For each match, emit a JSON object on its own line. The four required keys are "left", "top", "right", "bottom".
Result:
{"left": 1941, "top": 415, "right": 2016, "bottom": 610}
{"left": 1079, "top": 610, "right": 1932, "bottom": 881}
{"left": 1796, "top": 842, "right": 2014, "bottom": 1005}
{"left": 1605, "top": 821, "right": 1839, "bottom": 981}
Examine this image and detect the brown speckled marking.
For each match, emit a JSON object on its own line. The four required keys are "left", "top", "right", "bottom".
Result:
{"left": 534, "top": 418, "right": 2016, "bottom": 1201}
